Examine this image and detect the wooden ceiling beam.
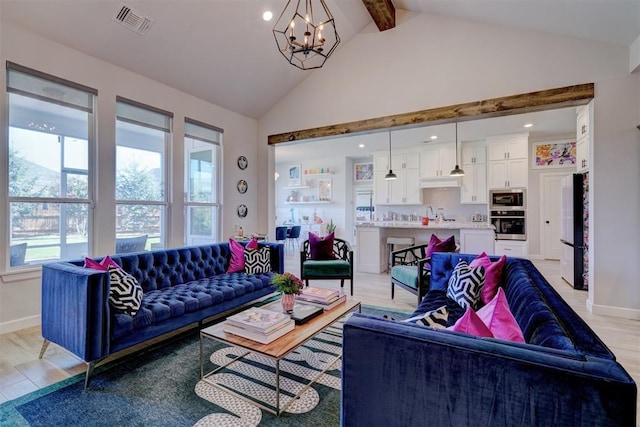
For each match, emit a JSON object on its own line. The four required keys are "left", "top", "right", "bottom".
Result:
{"left": 267, "top": 83, "right": 594, "bottom": 145}
{"left": 362, "top": 0, "right": 396, "bottom": 32}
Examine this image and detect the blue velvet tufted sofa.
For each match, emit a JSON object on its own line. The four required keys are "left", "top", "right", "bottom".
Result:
{"left": 342, "top": 253, "right": 636, "bottom": 427}
{"left": 39, "top": 242, "right": 284, "bottom": 387}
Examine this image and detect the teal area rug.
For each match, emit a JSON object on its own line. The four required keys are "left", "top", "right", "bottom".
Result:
{"left": 0, "top": 305, "right": 410, "bottom": 426}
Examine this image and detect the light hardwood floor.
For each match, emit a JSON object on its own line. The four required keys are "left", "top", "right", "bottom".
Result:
{"left": 1, "top": 256, "right": 638, "bottom": 420}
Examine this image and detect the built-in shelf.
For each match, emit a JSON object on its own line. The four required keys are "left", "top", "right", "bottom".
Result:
{"left": 285, "top": 201, "right": 332, "bottom": 205}
{"left": 302, "top": 173, "right": 333, "bottom": 178}
{"left": 283, "top": 185, "right": 311, "bottom": 190}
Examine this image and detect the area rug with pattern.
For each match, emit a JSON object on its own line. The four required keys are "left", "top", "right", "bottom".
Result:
{"left": 0, "top": 305, "right": 410, "bottom": 426}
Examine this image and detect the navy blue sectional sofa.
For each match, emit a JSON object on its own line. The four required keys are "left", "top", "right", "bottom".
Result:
{"left": 342, "top": 253, "right": 636, "bottom": 427}
{"left": 40, "top": 242, "right": 284, "bottom": 387}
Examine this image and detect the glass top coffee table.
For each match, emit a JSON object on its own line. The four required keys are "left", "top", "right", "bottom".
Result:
{"left": 199, "top": 298, "right": 361, "bottom": 416}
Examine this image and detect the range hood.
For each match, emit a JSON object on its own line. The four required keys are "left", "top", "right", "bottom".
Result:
{"left": 419, "top": 177, "right": 461, "bottom": 188}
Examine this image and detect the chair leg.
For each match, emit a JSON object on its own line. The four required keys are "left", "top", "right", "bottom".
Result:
{"left": 39, "top": 339, "right": 50, "bottom": 359}
{"left": 391, "top": 283, "right": 395, "bottom": 299}
{"left": 305, "top": 279, "right": 309, "bottom": 288}
{"left": 350, "top": 279, "right": 353, "bottom": 296}
{"left": 340, "top": 279, "right": 344, "bottom": 289}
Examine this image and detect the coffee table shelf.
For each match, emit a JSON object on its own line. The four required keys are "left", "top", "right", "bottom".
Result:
{"left": 199, "top": 298, "right": 361, "bottom": 415}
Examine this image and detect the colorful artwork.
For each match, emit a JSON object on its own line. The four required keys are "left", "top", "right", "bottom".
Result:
{"left": 354, "top": 162, "right": 374, "bottom": 182}
{"left": 533, "top": 141, "right": 576, "bottom": 168}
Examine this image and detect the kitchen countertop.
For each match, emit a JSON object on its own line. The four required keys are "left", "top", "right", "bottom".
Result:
{"left": 355, "top": 221, "right": 495, "bottom": 230}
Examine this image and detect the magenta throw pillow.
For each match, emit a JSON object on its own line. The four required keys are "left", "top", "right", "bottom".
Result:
{"left": 470, "top": 252, "right": 507, "bottom": 304}
{"left": 448, "top": 307, "right": 493, "bottom": 338}
{"left": 246, "top": 237, "right": 259, "bottom": 250}
{"left": 425, "top": 234, "right": 456, "bottom": 258}
{"left": 309, "top": 232, "right": 336, "bottom": 260}
{"left": 84, "top": 255, "right": 121, "bottom": 271}
{"left": 227, "top": 238, "right": 245, "bottom": 273}
{"left": 476, "top": 288, "right": 525, "bottom": 343}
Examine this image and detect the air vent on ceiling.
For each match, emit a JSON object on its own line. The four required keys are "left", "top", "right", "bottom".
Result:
{"left": 113, "top": 4, "right": 153, "bottom": 35}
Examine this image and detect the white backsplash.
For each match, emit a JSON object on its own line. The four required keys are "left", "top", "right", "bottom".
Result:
{"left": 373, "top": 187, "right": 487, "bottom": 222}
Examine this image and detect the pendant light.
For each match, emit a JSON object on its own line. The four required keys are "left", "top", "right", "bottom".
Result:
{"left": 450, "top": 122, "right": 465, "bottom": 177}
{"left": 384, "top": 131, "right": 398, "bottom": 180}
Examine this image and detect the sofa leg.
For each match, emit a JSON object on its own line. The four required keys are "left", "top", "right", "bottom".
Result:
{"left": 38, "top": 339, "right": 50, "bottom": 359}
{"left": 84, "top": 361, "right": 97, "bottom": 389}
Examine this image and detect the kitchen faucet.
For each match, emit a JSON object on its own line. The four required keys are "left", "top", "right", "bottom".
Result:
{"left": 426, "top": 205, "right": 434, "bottom": 219}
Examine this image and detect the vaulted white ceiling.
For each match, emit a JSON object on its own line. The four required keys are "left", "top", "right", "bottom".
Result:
{"left": 2, "top": 0, "right": 639, "bottom": 120}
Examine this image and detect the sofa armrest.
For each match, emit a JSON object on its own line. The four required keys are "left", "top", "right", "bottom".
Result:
{"left": 41, "top": 263, "right": 111, "bottom": 362}
{"left": 341, "top": 314, "right": 636, "bottom": 427}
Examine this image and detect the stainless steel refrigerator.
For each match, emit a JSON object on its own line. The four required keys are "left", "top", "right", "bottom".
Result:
{"left": 560, "top": 173, "right": 588, "bottom": 290}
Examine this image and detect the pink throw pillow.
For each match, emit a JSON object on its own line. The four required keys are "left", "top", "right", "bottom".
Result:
{"left": 477, "top": 288, "right": 525, "bottom": 343}
{"left": 447, "top": 307, "right": 493, "bottom": 338}
{"left": 470, "top": 252, "right": 507, "bottom": 304}
{"left": 245, "top": 237, "right": 259, "bottom": 250}
{"left": 426, "top": 234, "right": 456, "bottom": 258}
{"left": 227, "top": 239, "right": 245, "bottom": 273}
{"left": 84, "top": 255, "right": 121, "bottom": 271}
{"left": 309, "top": 232, "right": 336, "bottom": 260}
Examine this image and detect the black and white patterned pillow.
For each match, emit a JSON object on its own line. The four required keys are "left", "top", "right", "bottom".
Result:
{"left": 244, "top": 246, "right": 271, "bottom": 274}
{"left": 415, "top": 305, "right": 449, "bottom": 329}
{"left": 108, "top": 266, "right": 143, "bottom": 316}
{"left": 446, "top": 261, "right": 485, "bottom": 310}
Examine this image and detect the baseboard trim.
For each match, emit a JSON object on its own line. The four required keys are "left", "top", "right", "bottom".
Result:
{"left": 0, "top": 314, "right": 40, "bottom": 335}
{"left": 589, "top": 302, "right": 640, "bottom": 320}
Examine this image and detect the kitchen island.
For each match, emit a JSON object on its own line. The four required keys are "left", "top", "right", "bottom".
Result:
{"left": 355, "top": 221, "right": 495, "bottom": 273}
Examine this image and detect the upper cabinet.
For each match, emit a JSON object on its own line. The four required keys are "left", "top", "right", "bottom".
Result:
{"left": 576, "top": 102, "right": 592, "bottom": 173}
{"left": 487, "top": 133, "right": 529, "bottom": 189}
{"left": 461, "top": 142, "right": 487, "bottom": 204}
{"left": 373, "top": 149, "right": 422, "bottom": 205}
{"left": 419, "top": 143, "right": 457, "bottom": 179}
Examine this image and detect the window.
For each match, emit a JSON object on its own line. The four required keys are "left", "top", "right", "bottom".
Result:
{"left": 7, "top": 62, "right": 96, "bottom": 266}
{"left": 184, "top": 118, "right": 222, "bottom": 245}
{"left": 115, "top": 98, "right": 172, "bottom": 252}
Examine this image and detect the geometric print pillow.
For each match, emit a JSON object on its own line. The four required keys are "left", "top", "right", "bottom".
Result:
{"left": 446, "top": 260, "right": 485, "bottom": 310}
{"left": 415, "top": 305, "right": 449, "bottom": 329}
{"left": 244, "top": 246, "right": 271, "bottom": 275}
{"left": 108, "top": 266, "right": 143, "bottom": 317}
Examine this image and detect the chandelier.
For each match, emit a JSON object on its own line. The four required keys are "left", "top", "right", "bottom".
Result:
{"left": 273, "top": 0, "right": 341, "bottom": 70}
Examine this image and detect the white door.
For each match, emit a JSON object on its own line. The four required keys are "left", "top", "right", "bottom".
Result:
{"left": 541, "top": 173, "right": 566, "bottom": 260}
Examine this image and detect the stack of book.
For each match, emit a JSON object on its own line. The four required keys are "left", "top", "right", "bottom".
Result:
{"left": 223, "top": 307, "right": 295, "bottom": 344}
{"left": 296, "top": 286, "right": 347, "bottom": 310}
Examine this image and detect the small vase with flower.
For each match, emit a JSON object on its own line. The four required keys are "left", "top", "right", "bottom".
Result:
{"left": 270, "top": 272, "right": 304, "bottom": 314}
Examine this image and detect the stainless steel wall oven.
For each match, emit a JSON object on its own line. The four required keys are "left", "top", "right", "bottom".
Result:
{"left": 490, "top": 210, "right": 526, "bottom": 241}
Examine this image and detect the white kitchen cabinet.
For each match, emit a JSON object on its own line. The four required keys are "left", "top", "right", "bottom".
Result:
{"left": 374, "top": 150, "right": 422, "bottom": 205}
{"left": 488, "top": 134, "right": 528, "bottom": 161}
{"left": 494, "top": 240, "right": 528, "bottom": 258}
{"left": 487, "top": 133, "right": 529, "bottom": 189}
{"left": 461, "top": 143, "right": 487, "bottom": 204}
{"left": 356, "top": 227, "right": 384, "bottom": 273}
{"left": 488, "top": 158, "right": 528, "bottom": 189}
{"left": 576, "top": 103, "right": 591, "bottom": 173}
{"left": 420, "top": 143, "right": 457, "bottom": 179}
{"left": 460, "top": 229, "right": 495, "bottom": 255}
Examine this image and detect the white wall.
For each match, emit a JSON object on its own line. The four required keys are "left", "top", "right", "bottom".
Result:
{"left": 0, "top": 22, "right": 260, "bottom": 332}
{"left": 259, "top": 12, "right": 640, "bottom": 318}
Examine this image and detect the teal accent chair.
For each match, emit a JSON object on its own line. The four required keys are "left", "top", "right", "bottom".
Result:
{"left": 300, "top": 238, "right": 354, "bottom": 295}
{"left": 390, "top": 242, "right": 459, "bottom": 304}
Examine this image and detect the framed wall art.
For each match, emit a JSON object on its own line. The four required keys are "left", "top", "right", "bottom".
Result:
{"left": 317, "top": 178, "right": 332, "bottom": 201}
{"left": 354, "top": 162, "right": 374, "bottom": 182}
{"left": 288, "top": 164, "right": 301, "bottom": 186}
{"left": 237, "top": 156, "right": 248, "bottom": 170}
{"left": 237, "top": 204, "right": 248, "bottom": 218}
{"left": 532, "top": 141, "right": 576, "bottom": 169}
{"left": 237, "top": 179, "right": 248, "bottom": 194}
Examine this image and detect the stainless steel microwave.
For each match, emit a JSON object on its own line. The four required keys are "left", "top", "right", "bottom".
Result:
{"left": 489, "top": 189, "right": 526, "bottom": 210}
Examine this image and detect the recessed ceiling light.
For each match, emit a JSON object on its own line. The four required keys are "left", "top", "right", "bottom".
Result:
{"left": 430, "top": 135, "right": 438, "bottom": 140}
{"left": 358, "top": 144, "right": 365, "bottom": 148}
{"left": 524, "top": 123, "right": 533, "bottom": 128}
{"left": 263, "top": 11, "right": 273, "bottom": 21}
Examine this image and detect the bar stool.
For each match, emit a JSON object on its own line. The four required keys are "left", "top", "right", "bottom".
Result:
{"left": 386, "top": 236, "right": 415, "bottom": 273}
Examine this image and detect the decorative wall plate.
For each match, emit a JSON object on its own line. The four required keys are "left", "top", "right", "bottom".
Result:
{"left": 237, "top": 156, "right": 248, "bottom": 170}
{"left": 237, "top": 204, "right": 248, "bottom": 218}
{"left": 237, "top": 179, "right": 248, "bottom": 194}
